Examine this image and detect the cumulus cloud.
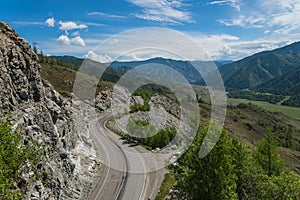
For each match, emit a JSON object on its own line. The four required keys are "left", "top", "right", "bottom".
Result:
{"left": 127, "top": 0, "right": 193, "bottom": 24}
{"left": 57, "top": 35, "right": 85, "bottom": 46}
{"left": 45, "top": 17, "right": 55, "bottom": 27}
{"left": 71, "top": 36, "right": 85, "bottom": 46}
{"left": 86, "top": 51, "right": 112, "bottom": 63}
{"left": 57, "top": 35, "right": 71, "bottom": 45}
{"left": 58, "top": 21, "right": 88, "bottom": 31}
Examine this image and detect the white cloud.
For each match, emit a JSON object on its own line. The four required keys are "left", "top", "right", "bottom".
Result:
{"left": 218, "top": 0, "right": 300, "bottom": 34}
{"left": 134, "top": 14, "right": 183, "bottom": 25}
{"left": 219, "top": 15, "right": 264, "bottom": 28}
{"left": 11, "top": 21, "right": 44, "bottom": 26}
{"left": 45, "top": 17, "right": 55, "bottom": 27}
{"left": 58, "top": 21, "right": 88, "bottom": 31}
{"left": 56, "top": 35, "right": 85, "bottom": 46}
{"left": 208, "top": 0, "right": 241, "bottom": 11}
{"left": 87, "top": 11, "right": 126, "bottom": 19}
{"left": 57, "top": 35, "right": 70, "bottom": 45}
{"left": 45, "top": 28, "right": 299, "bottom": 62}
{"left": 263, "top": 0, "right": 300, "bottom": 34}
{"left": 180, "top": 31, "right": 299, "bottom": 60}
{"left": 86, "top": 51, "right": 112, "bottom": 63}
{"left": 189, "top": 33, "right": 241, "bottom": 59}
{"left": 85, "top": 22, "right": 105, "bottom": 27}
{"left": 205, "top": 39, "right": 292, "bottom": 60}
{"left": 127, "top": 0, "right": 193, "bottom": 24}
{"left": 71, "top": 36, "right": 85, "bottom": 47}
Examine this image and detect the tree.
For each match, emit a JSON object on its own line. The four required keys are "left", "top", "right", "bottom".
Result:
{"left": 253, "top": 128, "right": 284, "bottom": 176}
{"left": 172, "top": 125, "right": 299, "bottom": 200}
{"left": 176, "top": 125, "right": 238, "bottom": 200}
{"left": 257, "top": 172, "right": 300, "bottom": 199}
{"left": 231, "top": 137, "right": 267, "bottom": 200}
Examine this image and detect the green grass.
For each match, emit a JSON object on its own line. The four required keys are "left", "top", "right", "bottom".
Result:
{"left": 228, "top": 98, "right": 300, "bottom": 120}
{"left": 155, "top": 173, "right": 176, "bottom": 200}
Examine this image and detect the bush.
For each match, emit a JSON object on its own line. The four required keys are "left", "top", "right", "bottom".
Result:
{"left": 0, "top": 119, "right": 41, "bottom": 199}
{"left": 126, "top": 118, "right": 176, "bottom": 149}
{"left": 129, "top": 103, "right": 150, "bottom": 113}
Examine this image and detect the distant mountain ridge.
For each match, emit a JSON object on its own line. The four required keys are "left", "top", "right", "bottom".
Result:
{"left": 110, "top": 57, "right": 229, "bottom": 84}
{"left": 110, "top": 57, "right": 202, "bottom": 84}
{"left": 219, "top": 42, "right": 300, "bottom": 89}
{"left": 51, "top": 56, "right": 230, "bottom": 85}
{"left": 48, "top": 42, "right": 300, "bottom": 95}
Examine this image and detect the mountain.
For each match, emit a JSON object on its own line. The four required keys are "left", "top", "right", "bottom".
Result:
{"left": 110, "top": 57, "right": 224, "bottom": 84}
{"left": 47, "top": 42, "right": 300, "bottom": 92}
{"left": 219, "top": 42, "right": 300, "bottom": 89}
{"left": 0, "top": 22, "right": 97, "bottom": 198}
{"left": 254, "top": 66, "right": 300, "bottom": 95}
{"left": 47, "top": 56, "right": 231, "bottom": 86}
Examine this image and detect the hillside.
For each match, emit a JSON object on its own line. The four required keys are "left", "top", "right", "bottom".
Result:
{"left": 48, "top": 55, "right": 83, "bottom": 69}
{"left": 40, "top": 55, "right": 123, "bottom": 86}
{"left": 219, "top": 42, "right": 300, "bottom": 89}
{"left": 254, "top": 66, "right": 300, "bottom": 95}
{"left": 40, "top": 63, "right": 114, "bottom": 96}
{"left": 200, "top": 102, "right": 300, "bottom": 172}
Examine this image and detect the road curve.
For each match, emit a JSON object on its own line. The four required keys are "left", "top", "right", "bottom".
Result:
{"left": 88, "top": 113, "right": 166, "bottom": 200}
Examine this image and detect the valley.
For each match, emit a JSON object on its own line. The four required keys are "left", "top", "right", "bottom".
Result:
{"left": 1, "top": 18, "right": 300, "bottom": 199}
{"left": 37, "top": 47, "right": 300, "bottom": 199}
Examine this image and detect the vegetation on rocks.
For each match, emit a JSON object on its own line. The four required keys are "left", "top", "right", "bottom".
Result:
{"left": 0, "top": 119, "right": 42, "bottom": 200}
{"left": 130, "top": 90, "right": 152, "bottom": 113}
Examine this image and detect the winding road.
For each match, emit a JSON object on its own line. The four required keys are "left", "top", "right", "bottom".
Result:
{"left": 87, "top": 114, "right": 167, "bottom": 200}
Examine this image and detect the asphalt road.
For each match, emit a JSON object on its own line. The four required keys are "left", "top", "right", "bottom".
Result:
{"left": 88, "top": 114, "right": 167, "bottom": 200}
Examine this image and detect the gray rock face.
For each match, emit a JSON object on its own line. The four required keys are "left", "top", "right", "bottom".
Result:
{"left": 0, "top": 22, "right": 98, "bottom": 199}
{"left": 95, "top": 89, "right": 113, "bottom": 112}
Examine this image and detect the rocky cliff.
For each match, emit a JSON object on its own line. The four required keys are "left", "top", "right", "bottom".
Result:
{"left": 0, "top": 22, "right": 98, "bottom": 199}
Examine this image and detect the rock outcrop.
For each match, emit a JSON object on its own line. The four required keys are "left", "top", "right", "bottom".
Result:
{"left": 0, "top": 22, "right": 98, "bottom": 199}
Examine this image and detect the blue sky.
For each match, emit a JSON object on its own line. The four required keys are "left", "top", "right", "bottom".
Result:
{"left": 1, "top": 0, "right": 300, "bottom": 61}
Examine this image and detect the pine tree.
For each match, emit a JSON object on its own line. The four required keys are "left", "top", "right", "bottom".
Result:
{"left": 253, "top": 128, "right": 284, "bottom": 176}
